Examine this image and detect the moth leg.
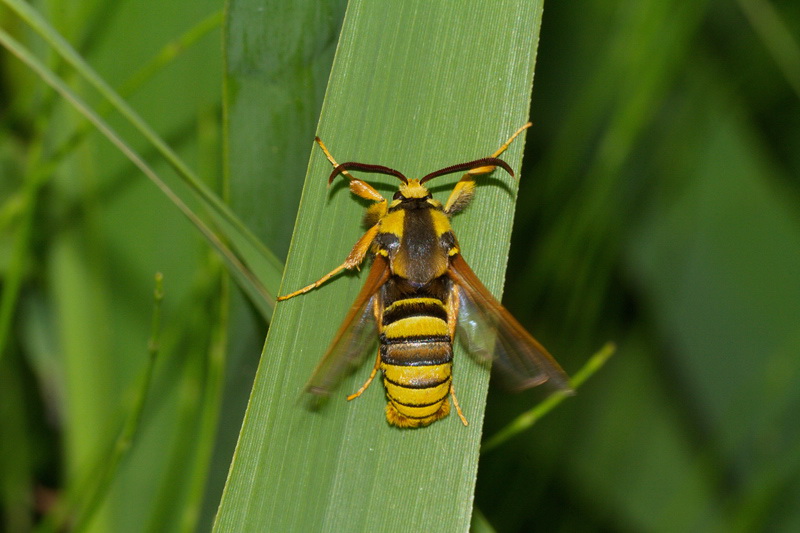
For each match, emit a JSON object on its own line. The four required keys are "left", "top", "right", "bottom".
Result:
{"left": 444, "top": 122, "right": 532, "bottom": 215}
{"left": 450, "top": 382, "right": 469, "bottom": 426}
{"left": 489, "top": 122, "right": 533, "bottom": 159}
{"left": 447, "top": 283, "right": 459, "bottom": 341}
{"left": 315, "top": 136, "right": 350, "bottom": 177}
{"left": 470, "top": 121, "right": 533, "bottom": 174}
{"left": 346, "top": 351, "right": 381, "bottom": 401}
{"left": 278, "top": 223, "right": 381, "bottom": 301}
{"left": 316, "top": 137, "right": 386, "bottom": 203}
{"left": 447, "top": 279, "right": 468, "bottom": 426}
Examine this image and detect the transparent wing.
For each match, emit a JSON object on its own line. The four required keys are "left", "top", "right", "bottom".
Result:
{"left": 449, "top": 254, "right": 572, "bottom": 393}
{"left": 305, "top": 255, "right": 390, "bottom": 397}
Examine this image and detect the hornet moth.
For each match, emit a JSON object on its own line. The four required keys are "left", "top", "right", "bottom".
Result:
{"left": 279, "top": 123, "right": 571, "bottom": 428}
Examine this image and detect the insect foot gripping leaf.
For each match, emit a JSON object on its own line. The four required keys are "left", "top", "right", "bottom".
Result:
{"left": 279, "top": 123, "right": 570, "bottom": 428}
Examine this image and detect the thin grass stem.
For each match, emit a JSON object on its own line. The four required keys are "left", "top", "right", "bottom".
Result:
{"left": 481, "top": 342, "right": 616, "bottom": 454}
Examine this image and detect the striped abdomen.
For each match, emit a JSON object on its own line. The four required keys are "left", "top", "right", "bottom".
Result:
{"left": 380, "top": 289, "right": 453, "bottom": 428}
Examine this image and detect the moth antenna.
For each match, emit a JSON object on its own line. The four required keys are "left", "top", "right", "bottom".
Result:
{"left": 420, "top": 157, "right": 513, "bottom": 184}
{"left": 328, "top": 162, "right": 408, "bottom": 184}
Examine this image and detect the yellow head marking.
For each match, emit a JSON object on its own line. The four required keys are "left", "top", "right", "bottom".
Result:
{"left": 398, "top": 179, "right": 430, "bottom": 199}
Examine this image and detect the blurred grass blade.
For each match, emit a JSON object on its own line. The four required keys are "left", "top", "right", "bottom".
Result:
{"left": 0, "top": 28, "right": 274, "bottom": 318}
{"left": 0, "top": 141, "right": 42, "bottom": 367}
{"left": 471, "top": 507, "right": 498, "bottom": 533}
{"left": 2, "top": 0, "right": 283, "bottom": 307}
{"left": 177, "top": 295, "right": 228, "bottom": 532}
{"left": 736, "top": 0, "right": 800, "bottom": 99}
{"left": 36, "top": 274, "right": 164, "bottom": 533}
{"left": 223, "top": 1, "right": 345, "bottom": 259}
{"left": 0, "top": 2, "right": 216, "bottom": 361}
{"left": 40, "top": 10, "right": 224, "bottom": 184}
{"left": 481, "top": 342, "right": 616, "bottom": 454}
{"left": 198, "top": 0, "right": 346, "bottom": 528}
{"left": 214, "top": 1, "right": 546, "bottom": 530}
{"left": 119, "top": 10, "right": 224, "bottom": 97}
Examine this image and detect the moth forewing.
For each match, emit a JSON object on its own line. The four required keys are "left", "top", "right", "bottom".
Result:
{"left": 304, "top": 255, "right": 389, "bottom": 397}
{"left": 449, "top": 255, "right": 572, "bottom": 394}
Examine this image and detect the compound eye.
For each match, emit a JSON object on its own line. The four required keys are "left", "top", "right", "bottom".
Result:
{"left": 392, "top": 191, "right": 403, "bottom": 200}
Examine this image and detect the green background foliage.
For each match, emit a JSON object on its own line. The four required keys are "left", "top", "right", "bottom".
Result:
{"left": 1, "top": 0, "right": 798, "bottom": 531}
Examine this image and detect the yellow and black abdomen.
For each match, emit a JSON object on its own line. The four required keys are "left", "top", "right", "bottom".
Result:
{"left": 379, "top": 278, "right": 454, "bottom": 428}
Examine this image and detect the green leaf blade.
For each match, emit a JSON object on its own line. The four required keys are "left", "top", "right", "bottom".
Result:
{"left": 215, "top": 1, "right": 545, "bottom": 531}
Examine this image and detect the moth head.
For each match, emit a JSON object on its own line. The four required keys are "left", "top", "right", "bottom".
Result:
{"left": 396, "top": 179, "right": 430, "bottom": 200}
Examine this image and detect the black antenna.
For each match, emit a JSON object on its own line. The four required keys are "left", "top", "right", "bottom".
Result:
{"left": 420, "top": 157, "right": 513, "bottom": 184}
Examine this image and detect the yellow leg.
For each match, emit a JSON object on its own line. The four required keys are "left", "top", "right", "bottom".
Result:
{"left": 447, "top": 291, "right": 467, "bottom": 426}
{"left": 278, "top": 223, "right": 381, "bottom": 301}
{"left": 316, "top": 137, "right": 385, "bottom": 203}
{"left": 347, "top": 353, "right": 381, "bottom": 401}
{"left": 466, "top": 122, "right": 533, "bottom": 177}
{"left": 278, "top": 262, "right": 349, "bottom": 301}
{"left": 444, "top": 123, "right": 532, "bottom": 214}
{"left": 450, "top": 383, "right": 468, "bottom": 426}
{"left": 447, "top": 286, "right": 459, "bottom": 341}
{"left": 491, "top": 122, "right": 532, "bottom": 159}
{"left": 315, "top": 137, "right": 351, "bottom": 178}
